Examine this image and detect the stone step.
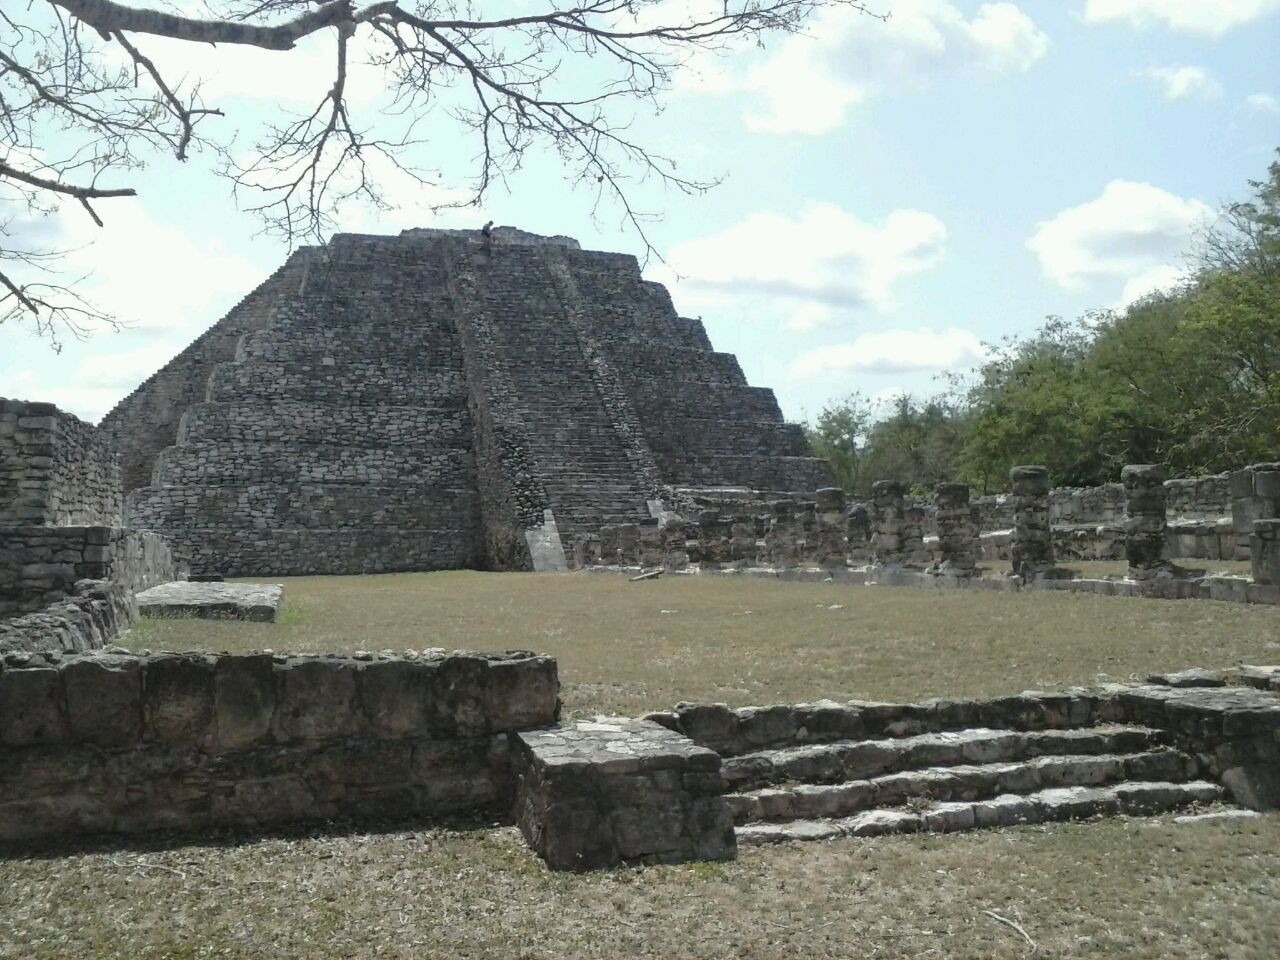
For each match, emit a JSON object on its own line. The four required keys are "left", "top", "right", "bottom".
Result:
{"left": 179, "top": 400, "right": 469, "bottom": 448}
{"left": 736, "top": 780, "right": 1225, "bottom": 845}
{"left": 726, "top": 749, "right": 1198, "bottom": 824}
{"left": 721, "top": 724, "right": 1171, "bottom": 791}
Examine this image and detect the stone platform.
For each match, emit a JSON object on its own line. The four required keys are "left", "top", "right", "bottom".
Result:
{"left": 135, "top": 581, "right": 284, "bottom": 621}
{"left": 513, "top": 717, "right": 736, "bottom": 870}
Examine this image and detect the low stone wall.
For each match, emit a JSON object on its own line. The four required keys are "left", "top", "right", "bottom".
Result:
{"left": 0, "top": 649, "right": 559, "bottom": 843}
{"left": 0, "top": 580, "right": 136, "bottom": 655}
{"left": 0, "top": 399, "right": 121, "bottom": 527}
{"left": 1, "top": 527, "right": 179, "bottom": 617}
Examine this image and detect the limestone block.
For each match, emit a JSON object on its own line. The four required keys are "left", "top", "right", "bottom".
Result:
{"left": 514, "top": 718, "right": 736, "bottom": 870}
{"left": 143, "top": 653, "right": 216, "bottom": 746}
{"left": 0, "top": 665, "right": 66, "bottom": 745}
{"left": 276, "top": 659, "right": 358, "bottom": 741}
{"left": 62, "top": 655, "right": 142, "bottom": 747}
{"left": 214, "top": 654, "right": 276, "bottom": 750}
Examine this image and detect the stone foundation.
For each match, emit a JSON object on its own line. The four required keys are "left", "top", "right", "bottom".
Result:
{"left": 0, "top": 649, "right": 559, "bottom": 844}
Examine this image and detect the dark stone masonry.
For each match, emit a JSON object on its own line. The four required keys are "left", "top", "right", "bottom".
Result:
{"left": 104, "top": 226, "right": 831, "bottom": 577}
{"left": 0, "top": 649, "right": 559, "bottom": 844}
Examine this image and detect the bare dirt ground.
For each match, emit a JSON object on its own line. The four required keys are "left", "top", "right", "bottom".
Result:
{"left": 4, "top": 572, "right": 1279, "bottom": 959}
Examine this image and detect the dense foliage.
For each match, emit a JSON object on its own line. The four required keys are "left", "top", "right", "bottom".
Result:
{"left": 808, "top": 153, "right": 1280, "bottom": 496}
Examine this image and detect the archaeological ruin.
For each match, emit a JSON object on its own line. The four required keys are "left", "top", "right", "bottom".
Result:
{"left": 3, "top": 225, "right": 1280, "bottom": 870}
{"left": 99, "top": 226, "right": 831, "bottom": 577}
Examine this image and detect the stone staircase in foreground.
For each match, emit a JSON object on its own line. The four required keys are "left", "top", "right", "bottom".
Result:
{"left": 726, "top": 723, "right": 1221, "bottom": 844}
{"left": 644, "top": 681, "right": 1274, "bottom": 848}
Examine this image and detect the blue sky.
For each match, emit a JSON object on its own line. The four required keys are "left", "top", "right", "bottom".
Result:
{"left": 2, "top": 0, "right": 1278, "bottom": 425}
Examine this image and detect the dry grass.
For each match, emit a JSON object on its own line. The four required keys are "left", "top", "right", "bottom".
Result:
{"left": 6, "top": 571, "right": 1280, "bottom": 958}
{"left": 4, "top": 816, "right": 1278, "bottom": 959}
{"left": 126, "top": 570, "right": 1280, "bottom": 717}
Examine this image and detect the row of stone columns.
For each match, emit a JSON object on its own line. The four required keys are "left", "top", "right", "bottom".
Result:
{"left": 592, "top": 463, "right": 1280, "bottom": 584}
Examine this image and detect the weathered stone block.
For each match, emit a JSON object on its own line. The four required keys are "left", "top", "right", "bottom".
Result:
{"left": 144, "top": 653, "right": 216, "bottom": 746}
{"left": 214, "top": 654, "right": 276, "bottom": 750}
{"left": 0, "top": 666, "right": 66, "bottom": 745}
{"left": 62, "top": 656, "right": 142, "bottom": 747}
{"left": 514, "top": 718, "right": 736, "bottom": 870}
{"left": 276, "top": 658, "right": 358, "bottom": 740}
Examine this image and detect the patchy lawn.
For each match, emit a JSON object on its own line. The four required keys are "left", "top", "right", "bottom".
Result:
{"left": 125, "top": 570, "right": 1280, "bottom": 717}
{"left": 6, "top": 571, "right": 1279, "bottom": 959}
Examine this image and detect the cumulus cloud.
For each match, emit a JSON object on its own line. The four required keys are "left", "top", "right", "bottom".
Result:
{"left": 730, "top": 1, "right": 1049, "bottom": 135}
{"left": 1142, "top": 66, "right": 1221, "bottom": 101}
{"left": 1083, "top": 0, "right": 1280, "bottom": 36}
{"left": 1027, "top": 180, "right": 1210, "bottom": 299}
{"left": 1118, "top": 264, "right": 1187, "bottom": 308}
{"left": 1245, "top": 93, "right": 1280, "bottom": 113}
{"left": 790, "top": 328, "right": 987, "bottom": 378}
{"left": 657, "top": 203, "right": 947, "bottom": 331}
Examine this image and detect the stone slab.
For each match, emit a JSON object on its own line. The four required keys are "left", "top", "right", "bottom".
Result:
{"left": 136, "top": 581, "right": 284, "bottom": 622}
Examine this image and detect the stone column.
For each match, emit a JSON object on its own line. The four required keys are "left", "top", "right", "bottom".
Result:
{"left": 1010, "top": 465, "right": 1054, "bottom": 577}
{"left": 616, "top": 522, "right": 641, "bottom": 567}
{"left": 638, "top": 518, "right": 663, "bottom": 569}
{"left": 846, "top": 503, "right": 871, "bottom": 566}
{"left": 598, "top": 525, "right": 621, "bottom": 566}
{"left": 902, "top": 503, "right": 927, "bottom": 566}
{"left": 1122, "top": 464, "right": 1170, "bottom": 580}
{"left": 660, "top": 517, "right": 689, "bottom": 571}
{"left": 814, "top": 487, "right": 848, "bottom": 569}
{"left": 1231, "top": 463, "right": 1280, "bottom": 560}
{"left": 870, "top": 480, "right": 906, "bottom": 567}
{"left": 696, "top": 510, "right": 728, "bottom": 570}
{"left": 764, "top": 500, "right": 798, "bottom": 568}
{"left": 932, "top": 482, "right": 977, "bottom": 576}
{"left": 1250, "top": 520, "right": 1280, "bottom": 585}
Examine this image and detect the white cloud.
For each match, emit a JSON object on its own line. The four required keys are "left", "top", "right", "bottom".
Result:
{"left": 1118, "top": 264, "right": 1187, "bottom": 308}
{"left": 736, "top": 1, "right": 1049, "bottom": 135}
{"left": 1083, "top": 0, "right": 1280, "bottom": 36}
{"left": 1245, "top": 93, "right": 1280, "bottom": 113}
{"left": 1142, "top": 66, "right": 1221, "bottom": 101}
{"left": 657, "top": 203, "right": 947, "bottom": 331}
{"left": 790, "top": 328, "right": 987, "bottom": 378}
{"left": 1027, "top": 181, "right": 1210, "bottom": 297}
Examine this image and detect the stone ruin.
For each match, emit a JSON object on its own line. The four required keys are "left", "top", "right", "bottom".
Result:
{"left": 3, "top": 225, "right": 1280, "bottom": 872}
{"left": 95, "top": 226, "right": 830, "bottom": 578}
{"left": 588, "top": 462, "right": 1280, "bottom": 605}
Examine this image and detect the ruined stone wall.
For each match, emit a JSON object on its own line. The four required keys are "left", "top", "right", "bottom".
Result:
{"left": 0, "top": 400, "right": 121, "bottom": 527}
{"left": 0, "top": 649, "right": 559, "bottom": 843}
{"left": 0, "top": 581, "right": 136, "bottom": 655}
{"left": 2, "top": 401, "right": 178, "bottom": 640}
{"left": 99, "top": 251, "right": 315, "bottom": 495}
{"left": 0, "top": 527, "right": 176, "bottom": 618}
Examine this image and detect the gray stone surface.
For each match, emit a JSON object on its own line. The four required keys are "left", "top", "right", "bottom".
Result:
{"left": 0, "top": 649, "right": 559, "bottom": 843}
{"left": 108, "top": 229, "right": 828, "bottom": 577}
{"left": 514, "top": 717, "right": 736, "bottom": 870}
{"left": 137, "top": 581, "right": 285, "bottom": 622}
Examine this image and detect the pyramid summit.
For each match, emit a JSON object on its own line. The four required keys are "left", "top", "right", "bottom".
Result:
{"left": 100, "top": 226, "right": 832, "bottom": 576}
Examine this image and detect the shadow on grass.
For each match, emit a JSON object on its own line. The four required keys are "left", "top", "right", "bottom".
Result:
{"left": 0, "top": 810, "right": 508, "bottom": 862}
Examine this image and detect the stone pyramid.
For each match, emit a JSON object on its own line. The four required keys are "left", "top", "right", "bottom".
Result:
{"left": 101, "top": 227, "right": 831, "bottom": 576}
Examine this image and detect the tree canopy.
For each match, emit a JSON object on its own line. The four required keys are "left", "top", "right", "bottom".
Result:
{"left": 808, "top": 152, "right": 1280, "bottom": 497}
{"left": 1, "top": 0, "right": 873, "bottom": 341}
